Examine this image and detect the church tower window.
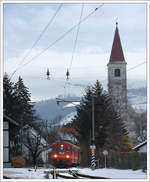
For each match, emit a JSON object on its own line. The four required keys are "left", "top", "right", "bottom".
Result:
{"left": 114, "top": 69, "right": 120, "bottom": 77}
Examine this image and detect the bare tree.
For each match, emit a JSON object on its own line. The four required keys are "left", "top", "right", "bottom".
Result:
{"left": 39, "top": 119, "right": 62, "bottom": 145}
{"left": 23, "top": 129, "right": 48, "bottom": 168}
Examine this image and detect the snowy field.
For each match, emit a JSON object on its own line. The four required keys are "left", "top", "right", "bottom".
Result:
{"left": 3, "top": 167, "right": 147, "bottom": 179}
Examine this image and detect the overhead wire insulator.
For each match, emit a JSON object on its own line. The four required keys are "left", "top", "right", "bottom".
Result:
{"left": 66, "top": 68, "right": 70, "bottom": 80}
{"left": 46, "top": 68, "right": 50, "bottom": 80}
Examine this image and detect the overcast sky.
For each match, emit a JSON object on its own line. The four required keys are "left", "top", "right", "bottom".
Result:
{"left": 3, "top": 2, "right": 147, "bottom": 101}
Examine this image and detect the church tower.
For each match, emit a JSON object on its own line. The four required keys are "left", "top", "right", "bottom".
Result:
{"left": 107, "top": 22, "right": 127, "bottom": 117}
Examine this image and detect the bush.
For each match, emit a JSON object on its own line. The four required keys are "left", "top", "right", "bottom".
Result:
{"left": 119, "top": 152, "right": 132, "bottom": 169}
{"left": 107, "top": 151, "right": 119, "bottom": 168}
{"left": 106, "top": 151, "right": 145, "bottom": 170}
{"left": 11, "top": 156, "right": 26, "bottom": 167}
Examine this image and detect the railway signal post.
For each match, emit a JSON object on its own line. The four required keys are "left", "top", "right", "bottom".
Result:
{"left": 90, "top": 145, "right": 96, "bottom": 170}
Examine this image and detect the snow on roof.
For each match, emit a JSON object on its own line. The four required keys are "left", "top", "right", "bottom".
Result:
{"left": 133, "top": 140, "right": 147, "bottom": 150}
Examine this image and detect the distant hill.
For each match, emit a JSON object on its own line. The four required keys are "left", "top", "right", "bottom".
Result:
{"left": 127, "top": 87, "right": 147, "bottom": 113}
{"left": 34, "top": 95, "right": 81, "bottom": 122}
{"left": 34, "top": 87, "right": 147, "bottom": 123}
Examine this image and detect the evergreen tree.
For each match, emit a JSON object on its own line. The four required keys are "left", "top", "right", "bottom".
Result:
{"left": 13, "top": 76, "right": 36, "bottom": 126}
{"left": 72, "top": 80, "right": 131, "bottom": 166}
{"left": 3, "top": 73, "right": 18, "bottom": 118}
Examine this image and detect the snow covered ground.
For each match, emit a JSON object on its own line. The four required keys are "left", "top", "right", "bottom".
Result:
{"left": 3, "top": 167, "right": 147, "bottom": 179}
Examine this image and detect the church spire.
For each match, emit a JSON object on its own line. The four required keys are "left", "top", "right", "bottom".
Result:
{"left": 109, "top": 22, "right": 125, "bottom": 62}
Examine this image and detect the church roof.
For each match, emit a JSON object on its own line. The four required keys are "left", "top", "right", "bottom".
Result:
{"left": 109, "top": 22, "right": 125, "bottom": 62}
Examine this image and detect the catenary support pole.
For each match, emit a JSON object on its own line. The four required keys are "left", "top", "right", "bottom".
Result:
{"left": 91, "top": 95, "right": 96, "bottom": 170}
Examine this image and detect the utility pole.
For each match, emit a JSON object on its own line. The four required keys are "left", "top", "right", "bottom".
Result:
{"left": 45, "top": 120, "right": 48, "bottom": 168}
{"left": 92, "top": 96, "right": 95, "bottom": 145}
{"left": 90, "top": 95, "right": 96, "bottom": 170}
{"left": 20, "top": 115, "right": 23, "bottom": 156}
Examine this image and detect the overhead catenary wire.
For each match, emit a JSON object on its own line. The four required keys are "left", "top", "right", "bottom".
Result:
{"left": 10, "top": 3, "right": 63, "bottom": 79}
{"left": 127, "top": 61, "right": 146, "bottom": 71}
{"left": 27, "top": 59, "right": 147, "bottom": 81}
{"left": 64, "top": 59, "right": 147, "bottom": 93}
{"left": 68, "top": 3, "right": 84, "bottom": 72}
{"left": 64, "top": 3, "right": 84, "bottom": 96}
{"left": 10, "top": 3, "right": 104, "bottom": 78}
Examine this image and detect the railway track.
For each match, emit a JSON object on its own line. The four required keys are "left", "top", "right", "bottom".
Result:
{"left": 3, "top": 168, "right": 111, "bottom": 179}
{"left": 49, "top": 168, "right": 111, "bottom": 179}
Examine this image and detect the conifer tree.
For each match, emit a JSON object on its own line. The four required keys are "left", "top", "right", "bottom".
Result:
{"left": 72, "top": 80, "right": 131, "bottom": 165}
{"left": 3, "top": 73, "right": 17, "bottom": 118}
{"left": 13, "top": 76, "right": 36, "bottom": 126}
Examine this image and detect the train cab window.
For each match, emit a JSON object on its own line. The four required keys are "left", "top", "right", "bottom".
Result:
{"left": 66, "top": 146, "right": 72, "bottom": 152}
{"left": 59, "top": 144, "right": 64, "bottom": 154}
{"left": 52, "top": 146, "right": 58, "bottom": 152}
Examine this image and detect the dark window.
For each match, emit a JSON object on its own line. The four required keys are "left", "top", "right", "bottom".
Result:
{"left": 114, "top": 69, "right": 120, "bottom": 77}
{"left": 66, "top": 146, "right": 72, "bottom": 152}
{"left": 52, "top": 146, "right": 58, "bottom": 152}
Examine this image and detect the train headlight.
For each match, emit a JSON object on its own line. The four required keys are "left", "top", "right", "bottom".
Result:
{"left": 66, "top": 155, "right": 70, "bottom": 159}
{"left": 53, "top": 154, "right": 57, "bottom": 158}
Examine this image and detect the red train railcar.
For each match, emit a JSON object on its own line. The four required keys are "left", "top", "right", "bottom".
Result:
{"left": 50, "top": 141, "right": 80, "bottom": 167}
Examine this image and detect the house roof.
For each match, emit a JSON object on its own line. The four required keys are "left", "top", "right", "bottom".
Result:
{"left": 109, "top": 22, "right": 125, "bottom": 63}
{"left": 133, "top": 140, "right": 147, "bottom": 150}
{"left": 60, "top": 123, "right": 79, "bottom": 136}
{"left": 3, "top": 114, "right": 19, "bottom": 126}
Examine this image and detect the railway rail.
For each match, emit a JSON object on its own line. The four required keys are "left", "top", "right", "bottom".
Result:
{"left": 47, "top": 168, "right": 111, "bottom": 179}
{"left": 3, "top": 168, "right": 111, "bottom": 179}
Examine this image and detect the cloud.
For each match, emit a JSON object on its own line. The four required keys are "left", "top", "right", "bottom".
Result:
{"left": 3, "top": 3, "right": 147, "bottom": 100}
{"left": 5, "top": 45, "right": 146, "bottom": 81}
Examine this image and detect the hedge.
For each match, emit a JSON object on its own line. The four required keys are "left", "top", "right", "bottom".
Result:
{"left": 98, "top": 151, "right": 147, "bottom": 170}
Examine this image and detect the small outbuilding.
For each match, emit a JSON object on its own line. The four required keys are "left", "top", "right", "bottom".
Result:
{"left": 3, "top": 114, "right": 19, "bottom": 167}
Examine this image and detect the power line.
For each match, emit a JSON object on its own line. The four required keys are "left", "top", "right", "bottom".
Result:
{"left": 127, "top": 61, "right": 146, "bottom": 71}
{"left": 10, "top": 4, "right": 104, "bottom": 77}
{"left": 10, "top": 3, "right": 63, "bottom": 79}
{"left": 64, "top": 60, "right": 147, "bottom": 92}
{"left": 20, "top": 60, "right": 146, "bottom": 81}
{"left": 68, "top": 3, "right": 84, "bottom": 71}
{"left": 64, "top": 3, "right": 84, "bottom": 95}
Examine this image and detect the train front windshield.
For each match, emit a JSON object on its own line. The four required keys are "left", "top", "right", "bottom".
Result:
{"left": 52, "top": 146, "right": 58, "bottom": 152}
{"left": 59, "top": 144, "right": 64, "bottom": 154}
{"left": 66, "top": 146, "right": 72, "bottom": 152}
